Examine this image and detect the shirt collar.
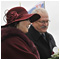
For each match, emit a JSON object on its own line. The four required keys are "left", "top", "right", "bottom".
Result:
{"left": 40, "top": 33, "right": 45, "bottom": 36}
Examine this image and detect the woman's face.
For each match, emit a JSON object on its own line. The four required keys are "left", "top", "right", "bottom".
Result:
{"left": 17, "top": 20, "right": 31, "bottom": 33}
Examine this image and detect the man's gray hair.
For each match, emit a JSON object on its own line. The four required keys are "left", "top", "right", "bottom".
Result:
{"left": 31, "top": 8, "right": 48, "bottom": 15}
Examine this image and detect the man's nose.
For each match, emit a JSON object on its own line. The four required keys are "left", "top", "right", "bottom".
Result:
{"left": 43, "top": 22, "right": 48, "bottom": 26}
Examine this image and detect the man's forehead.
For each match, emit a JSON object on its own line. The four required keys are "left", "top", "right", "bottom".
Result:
{"left": 37, "top": 17, "right": 49, "bottom": 21}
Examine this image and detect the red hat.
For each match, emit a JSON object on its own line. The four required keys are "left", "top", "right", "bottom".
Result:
{"left": 2, "top": 6, "right": 40, "bottom": 27}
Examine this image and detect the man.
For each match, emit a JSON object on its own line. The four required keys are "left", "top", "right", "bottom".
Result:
{"left": 26, "top": 8, "right": 56, "bottom": 59}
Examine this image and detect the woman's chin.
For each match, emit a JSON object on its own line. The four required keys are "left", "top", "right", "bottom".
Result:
{"left": 24, "top": 30, "right": 28, "bottom": 33}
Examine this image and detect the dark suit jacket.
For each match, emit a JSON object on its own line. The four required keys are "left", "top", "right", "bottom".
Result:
{"left": 26, "top": 25, "right": 56, "bottom": 59}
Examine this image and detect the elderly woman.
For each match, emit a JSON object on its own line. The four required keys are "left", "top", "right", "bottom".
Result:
{"left": 1, "top": 7, "right": 40, "bottom": 59}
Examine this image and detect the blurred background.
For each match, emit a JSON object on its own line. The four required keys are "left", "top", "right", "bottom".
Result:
{"left": 1, "top": 1, "right": 59, "bottom": 47}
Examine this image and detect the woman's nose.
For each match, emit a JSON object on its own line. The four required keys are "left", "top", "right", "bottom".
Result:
{"left": 28, "top": 20, "right": 31, "bottom": 25}
{"left": 29, "top": 21, "right": 31, "bottom": 24}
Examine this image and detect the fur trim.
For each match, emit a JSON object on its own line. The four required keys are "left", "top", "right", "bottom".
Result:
{"left": 1, "top": 27, "right": 27, "bottom": 41}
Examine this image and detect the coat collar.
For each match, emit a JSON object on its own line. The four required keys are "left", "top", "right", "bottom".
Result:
{"left": 28, "top": 25, "right": 51, "bottom": 41}
{"left": 1, "top": 27, "right": 26, "bottom": 41}
{"left": 28, "top": 25, "right": 41, "bottom": 41}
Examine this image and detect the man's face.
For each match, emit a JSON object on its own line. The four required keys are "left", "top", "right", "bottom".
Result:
{"left": 32, "top": 13, "right": 49, "bottom": 33}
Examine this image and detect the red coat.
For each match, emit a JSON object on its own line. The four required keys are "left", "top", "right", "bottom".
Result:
{"left": 1, "top": 27, "right": 40, "bottom": 59}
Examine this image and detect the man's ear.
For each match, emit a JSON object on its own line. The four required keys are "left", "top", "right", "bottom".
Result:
{"left": 32, "top": 22, "right": 36, "bottom": 26}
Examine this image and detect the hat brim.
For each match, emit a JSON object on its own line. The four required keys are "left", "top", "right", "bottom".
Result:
{"left": 1, "top": 13, "right": 40, "bottom": 27}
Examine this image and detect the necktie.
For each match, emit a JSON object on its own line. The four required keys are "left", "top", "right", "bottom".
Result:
{"left": 41, "top": 33, "right": 47, "bottom": 41}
